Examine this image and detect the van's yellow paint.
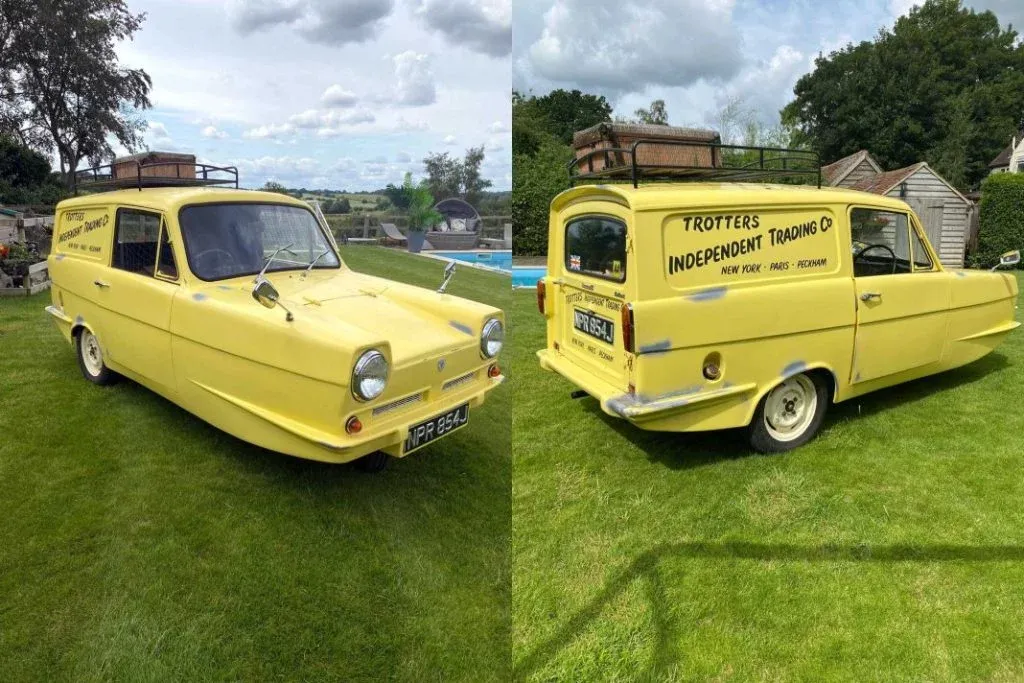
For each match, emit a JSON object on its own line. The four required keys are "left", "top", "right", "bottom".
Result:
{"left": 47, "top": 187, "right": 504, "bottom": 464}
{"left": 538, "top": 182, "right": 1018, "bottom": 438}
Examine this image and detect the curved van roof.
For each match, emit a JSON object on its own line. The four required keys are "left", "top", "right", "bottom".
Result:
{"left": 56, "top": 187, "right": 311, "bottom": 214}
{"left": 552, "top": 182, "right": 914, "bottom": 214}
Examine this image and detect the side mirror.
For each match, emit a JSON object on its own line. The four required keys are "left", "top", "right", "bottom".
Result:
{"left": 438, "top": 261, "right": 456, "bottom": 293}
{"left": 992, "top": 250, "right": 1021, "bottom": 272}
{"left": 252, "top": 277, "right": 294, "bottom": 321}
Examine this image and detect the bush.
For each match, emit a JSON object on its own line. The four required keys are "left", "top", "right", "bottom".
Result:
{"left": 975, "top": 173, "right": 1024, "bottom": 268}
{"left": 511, "top": 140, "right": 573, "bottom": 256}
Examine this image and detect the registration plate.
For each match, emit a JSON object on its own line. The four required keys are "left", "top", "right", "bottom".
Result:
{"left": 404, "top": 403, "right": 469, "bottom": 454}
{"left": 573, "top": 308, "right": 615, "bottom": 344}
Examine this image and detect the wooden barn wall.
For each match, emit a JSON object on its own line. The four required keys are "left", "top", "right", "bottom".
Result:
{"left": 885, "top": 167, "right": 968, "bottom": 267}
{"left": 836, "top": 159, "right": 879, "bottom": 188}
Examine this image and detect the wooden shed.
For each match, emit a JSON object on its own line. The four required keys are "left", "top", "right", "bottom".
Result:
{"left": 113, "top": 151, "right": 196, "bottom": 180}
{"left": 572, "top": 123, "right": 720, "bottom": 174}
{"left": 823, "top": 150, "right": 971, "bottom": 267}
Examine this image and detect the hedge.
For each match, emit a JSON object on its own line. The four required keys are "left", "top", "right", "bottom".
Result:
{"left": 511, "top": 140, "right": 572, "bottom": 256}
{"left": 975, "top": 172, "right": 1024, "bottom": 268}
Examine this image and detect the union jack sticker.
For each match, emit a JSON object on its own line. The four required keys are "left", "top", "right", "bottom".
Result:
{"left": 569, "top": 254, "right": 581, "bottom": 271}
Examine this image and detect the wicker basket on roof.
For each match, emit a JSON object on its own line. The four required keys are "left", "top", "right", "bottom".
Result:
{"left": 113, "top": 151, "right": 196, "bottom": 180}
{"left": 572, "top": 123, "right": 721, "bottom": 174}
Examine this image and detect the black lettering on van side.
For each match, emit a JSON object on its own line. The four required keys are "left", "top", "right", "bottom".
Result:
{"left": 668, "top": 234, "right": 763, "bottom": 274}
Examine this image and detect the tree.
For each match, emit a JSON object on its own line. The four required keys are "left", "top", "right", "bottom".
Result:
{"left": 400, "top": 173, "right": 442, "bottom": 233}
{"left": 781, "top": 0, "right": 1024, "bottom": 189}
{"left": 261, "top": 181, "right": 288, "bottom": 194}
{"left": 633, "top": 100, "right": 669, "bottom": 125}
{"left": 422, "top": 146, "right": 492, "bottom": 205}
{"left": 511, "top": 139, "right": 573, "bottom": 256}
{"left": 383, "top": 182, "right": 412, "bottom": 211}
{"left": 0, "top": 0, "right": 152, "bottom": 186}
{"left": 0, "top": 135, "right": 66, "bottom": 204}
{"left": 512, "top": 89, "right": 612, "bottom": 147}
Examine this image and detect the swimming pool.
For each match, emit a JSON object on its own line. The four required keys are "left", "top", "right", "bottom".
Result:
{"left": 432, "top": 250, "right": 512, "bottom": 272}
{"left": 512, "top": 266, "right": 546, "bottom": 288}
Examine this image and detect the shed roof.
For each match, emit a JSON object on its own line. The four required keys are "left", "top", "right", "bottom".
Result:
{"left": 988, "top": 131, "right": 1023, "bottom": 168}
{"left": 851, "top": 162, "right": 970, "bottom": 205}
{"left": 821, "top": 150, "right": 880, "bottom": 185}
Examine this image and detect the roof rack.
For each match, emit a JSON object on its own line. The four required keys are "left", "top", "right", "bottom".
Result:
{"left": 75, "top": 160, "right": 239, "bottom": 192}
{"left": 568, "top": 139, "right": 821, "bottom": 188}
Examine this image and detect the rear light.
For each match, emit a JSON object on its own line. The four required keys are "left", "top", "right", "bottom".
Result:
{"left": 488, "top": 363, "right": 501, "bottom": 378}
{"left": 345, "top": 416, "right": 362, "bottom": 434}
{"left": 621, "top": 303, "right": 635, "bottom": 353}
{"left": 537, "top": 279, "right": 546, "bottom": 314}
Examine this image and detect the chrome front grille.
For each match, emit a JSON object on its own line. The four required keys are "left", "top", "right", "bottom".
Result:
{"left": 372, "top": 392, "right": 424, "bottom": 417}
{"left": 443, "top": 371, "right": 477, "bottom": 392}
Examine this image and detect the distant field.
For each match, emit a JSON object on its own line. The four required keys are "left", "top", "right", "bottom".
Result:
{"left": 300, "top": 193, "right": 385, "bottom": 212}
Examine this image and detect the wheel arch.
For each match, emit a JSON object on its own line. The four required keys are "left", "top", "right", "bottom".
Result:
{"left": 742, "top": 361, "right": 839, "bottom": 427}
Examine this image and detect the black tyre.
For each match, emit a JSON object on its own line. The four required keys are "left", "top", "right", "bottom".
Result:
{"left": 353, "top": 451, "right": 390, "bottom": 473}
{"left": 75, "top": 328, "right": 119, "bottom": 386}
{"left": 748, "top": 372, "right": 829, "bottom": 453}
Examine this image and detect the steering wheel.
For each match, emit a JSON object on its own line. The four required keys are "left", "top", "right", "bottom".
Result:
{"left": 853, "top": 243, "right": 897, "bottom": 275}
{"left": 194, "top": 248, "right": 237, "bottom": 276}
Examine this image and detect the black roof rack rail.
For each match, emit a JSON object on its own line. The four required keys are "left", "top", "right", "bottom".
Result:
{"left": 75, "top": 160, "right": 239, "bottom": 192}
{"left": 568, "top": 139, "right": 821, "bottom": 189}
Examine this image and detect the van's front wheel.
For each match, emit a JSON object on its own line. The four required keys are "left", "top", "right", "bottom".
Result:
{"left": 75, "top": 328, "right": 118, "bottom": 386}
{"left": 748, "top": 372, "right": 828, "bottom": 453}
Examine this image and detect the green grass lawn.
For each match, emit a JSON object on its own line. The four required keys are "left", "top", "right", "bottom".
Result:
{"left": 512, "top": 274, "right": 1024, "bottom": 681}
{"left": 0, "top": 247, "right": 510, "bottom": 682}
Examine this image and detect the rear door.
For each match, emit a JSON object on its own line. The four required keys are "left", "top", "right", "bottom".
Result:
{"left": 552, "top": 212, "right": 632, "bottom": 389}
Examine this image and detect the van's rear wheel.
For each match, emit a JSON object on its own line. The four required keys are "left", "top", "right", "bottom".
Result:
{"left": 748, "top": 372, "right": 828, "bottom": 453}
{"left": 353, "top": 451, "right": 389, "bottom": 473}
{"left": 75, "top": 328, "right": 118, "bottom": 386}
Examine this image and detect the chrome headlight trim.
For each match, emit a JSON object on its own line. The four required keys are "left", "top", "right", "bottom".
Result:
{"left": 352, "top": 349, "right": 389, "bottom": 401}
{"left": 480, "top": 318, "right": 504, "bottom": 359}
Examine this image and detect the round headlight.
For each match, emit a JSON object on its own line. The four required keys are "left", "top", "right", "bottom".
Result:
{"left": 480, "top": 319, "right": 504, "bottom": 359}
{"left": 352, "top": 350, "right": 388, "bottom": 401}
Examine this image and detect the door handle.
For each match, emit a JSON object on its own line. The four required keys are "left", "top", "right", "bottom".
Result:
{"left": 93, "top": 280, "right": 110, "bottom": 289}
{"left": 860, "top": 291, "right": 881, "bottom": 302}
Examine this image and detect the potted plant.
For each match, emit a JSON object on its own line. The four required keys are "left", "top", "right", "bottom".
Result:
{"left": 402, "top": 173, "right": 442, "bottom": 253}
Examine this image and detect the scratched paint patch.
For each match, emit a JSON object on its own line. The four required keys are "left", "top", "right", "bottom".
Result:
{"left": 193, "top": 293, "right": 208, "bottom": 302}
{"left": 686, "top": 286, "right": 727, "bottom": 302}
{"left": 638, "top": 339, "right": 671, "bottom": 354}
{"left": 781, "top": 360, "right": 807, "bottom": 377}
{"left": 449, "top": 321, "right": 473, "bottom": 335}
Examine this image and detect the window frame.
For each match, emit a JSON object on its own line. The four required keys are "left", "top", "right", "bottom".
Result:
{"left": 908, "top": 213, "right": 939, "bottom": 273}
{"left": 177, "top": 201, "right": 343, "bottom": 283}
{"left": 563, "top": 213, "right": 628, "bottom": 284}
{"left": 112, "top": 207, "right": 168, "bottom": 279}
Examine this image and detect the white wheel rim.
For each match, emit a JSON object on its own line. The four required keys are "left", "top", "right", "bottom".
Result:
{"left": 81, "top": 331, "right": 104, "bottom": 377}
{"left": 763, "top": 374, "right": 817, "bottom": 442}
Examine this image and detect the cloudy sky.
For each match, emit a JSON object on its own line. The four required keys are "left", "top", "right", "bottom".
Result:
{"left": 118, "top": 0, "right": 511, "bottom": 190}
{"left": 513, "top": 0, "right": 1024, "bottom": 134}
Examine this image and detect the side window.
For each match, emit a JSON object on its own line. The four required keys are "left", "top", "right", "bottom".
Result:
{"left": 156, "top": 221, "right": 178, "bottom": 280}
{"left": 849, "top": 208, "right": 913, "bottom": 277}
{"left": 909, "top": 224, "right": 934, "bottom": 271}
{"left": 113, "top": 210, "right": 161, "bottom": 275}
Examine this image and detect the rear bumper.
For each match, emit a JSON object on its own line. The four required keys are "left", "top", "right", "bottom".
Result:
{"left": 538, "top": 348, "right": 756, "bottom": 424}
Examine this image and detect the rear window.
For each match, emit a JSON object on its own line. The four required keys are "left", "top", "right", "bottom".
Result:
{"left": 564, "top": 216, "right": 626, "bottom": 282}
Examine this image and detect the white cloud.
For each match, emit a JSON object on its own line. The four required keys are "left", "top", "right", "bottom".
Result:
{"left": 413, "top": 0, "right": 511, "bottom": 57}
{"left": 488, "top": 120, "right": 509, "bottom": 133}
{"left": 527, "top": 0, "right": 742, "bottom": 93}
{"left": 228, "top": 0, "right": 395, "bottom": 45}
{"left": 443, "top": 134, "right": 457, "bottom": 145}
{"left": 243, "top": 122, "right": 296, "bottom": 139}
{"left": 393, "top": 51, "right": 436, "bottom": 106}
{"left": 201, "top": 125, "right": 229, "bottom": 139}
{"left": 321, "top": 84, "right": 358, "bottom": 107}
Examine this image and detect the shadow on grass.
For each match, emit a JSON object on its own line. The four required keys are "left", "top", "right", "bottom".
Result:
{"left": 573, "top": 351, "right": 1011, "bottom": 471}
{"left": 514, "top": 538, "right": 1024, "bottom": 680}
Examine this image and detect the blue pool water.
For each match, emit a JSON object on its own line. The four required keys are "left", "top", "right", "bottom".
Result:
{"left": 512, "top": 266, "right": 546, "bottom": 288}
{"left": 432, "top": 250, "right": 512, "bottom": 271}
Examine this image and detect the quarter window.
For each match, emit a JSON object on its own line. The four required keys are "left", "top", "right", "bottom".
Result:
{"left": 564, "top": 216, "right": 627, "bottom": 283}
{"left": 156, "top": 224, "right": 178, "bottom": 279}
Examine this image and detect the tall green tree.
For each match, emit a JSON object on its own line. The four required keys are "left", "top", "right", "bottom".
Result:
{"left": 633, "top": 99, "right": 669, "bottom": 125}
{"left": 512, "top": 89, "right": 612, "bottom": 149}
{"left": 422, "top": 146, "right": 492, "bottom": 205}
{"left": 0, "top": 0, "right": 151, "bottom": 185}
{"left": 782, "top": 0, "right": 1024, "bottom": 189}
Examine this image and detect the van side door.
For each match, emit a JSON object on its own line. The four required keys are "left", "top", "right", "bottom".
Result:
{"left": 93, "top": 208, "right": 180, "bottom": 392}
{"left": 850, "top": 206, "right": 950, "bottom": 383}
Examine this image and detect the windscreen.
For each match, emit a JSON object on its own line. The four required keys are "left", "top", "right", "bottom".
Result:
{"left": 179, "top": 203, "right": 340, "bottom": 281}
